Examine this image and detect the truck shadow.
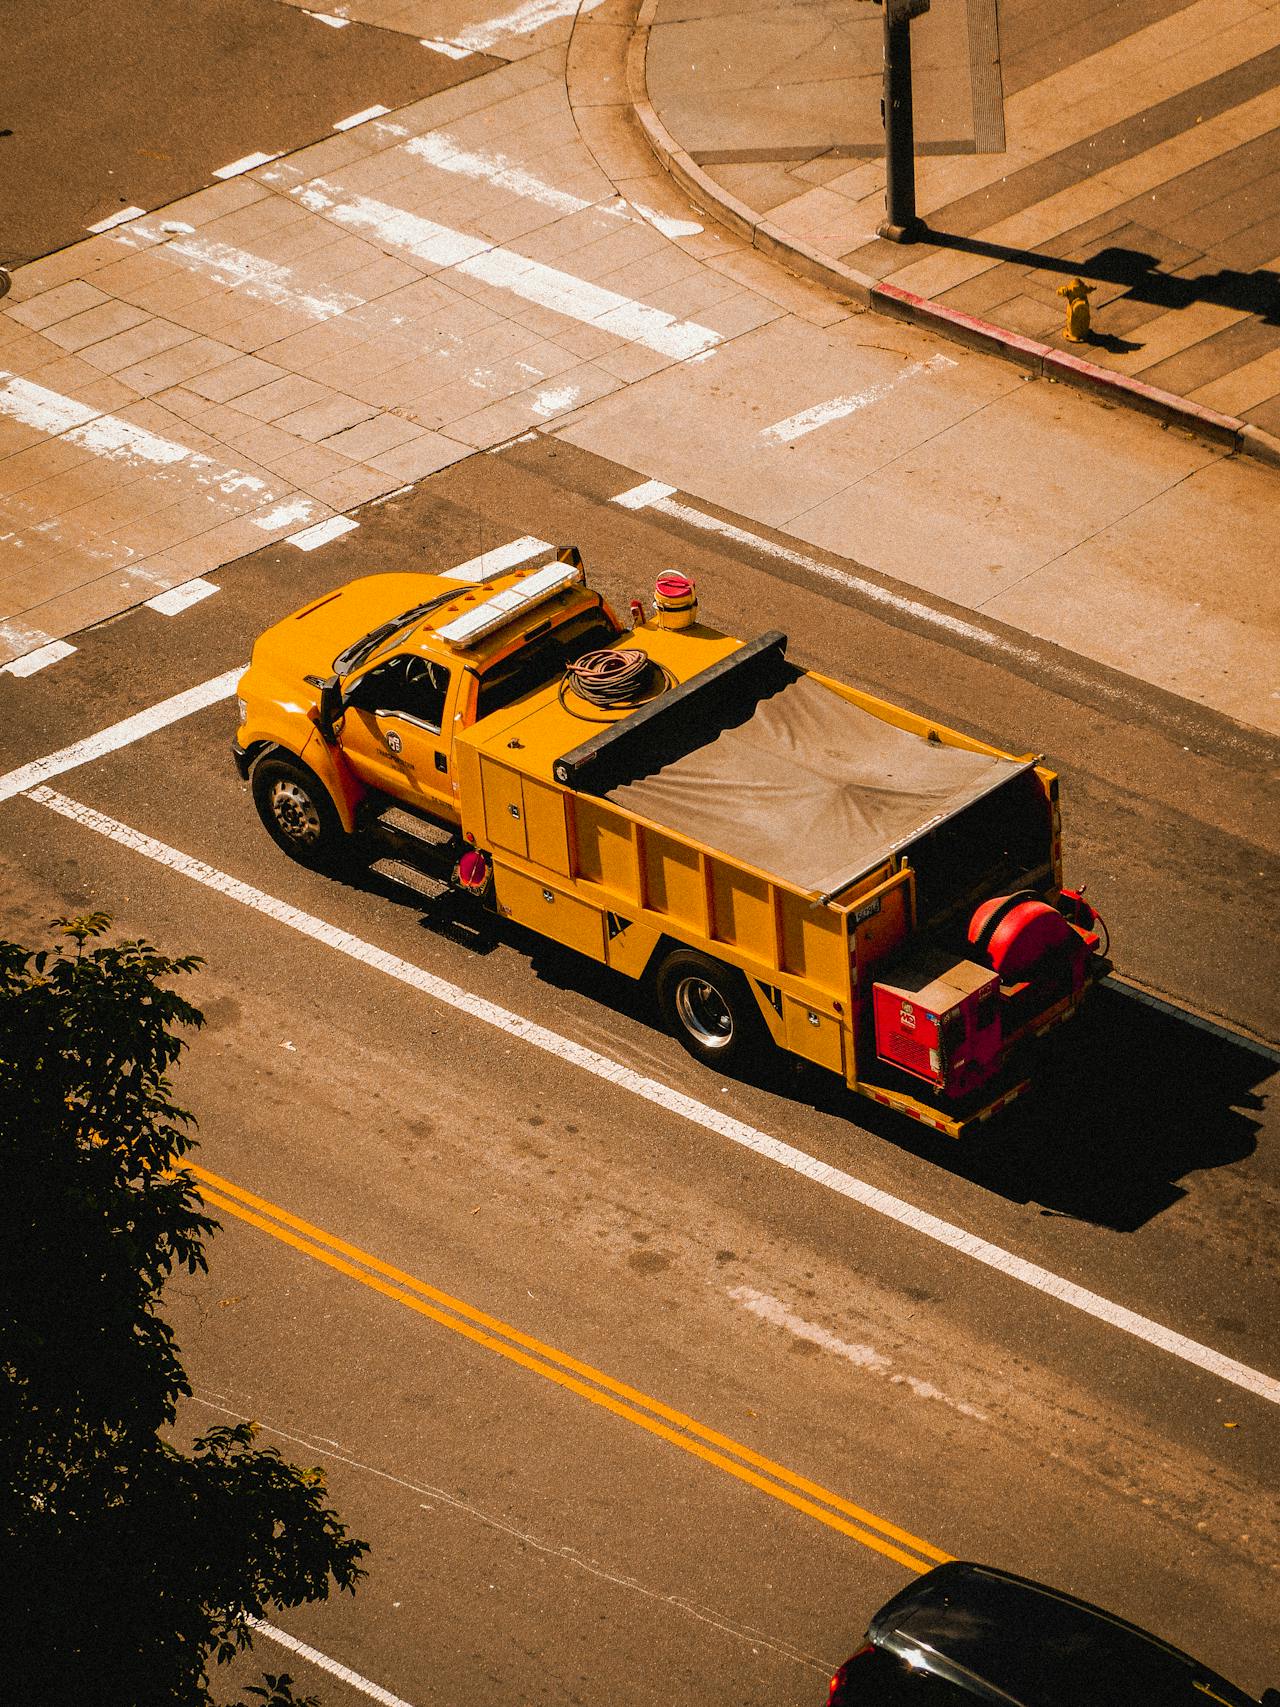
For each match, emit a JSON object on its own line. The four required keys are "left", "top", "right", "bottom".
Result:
{"left": 368, "top": 878, "right": 1269, "bottom": 1235}
{"left": 798, "top": 988, "right": 1270, "bottom": 1232}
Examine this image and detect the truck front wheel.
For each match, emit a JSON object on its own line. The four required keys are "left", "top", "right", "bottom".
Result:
{"left": 655, "top": 949, "right": 764, "bottom": 1072}
{"left": 251, "top": 754, "right": 346, "bottom": 869}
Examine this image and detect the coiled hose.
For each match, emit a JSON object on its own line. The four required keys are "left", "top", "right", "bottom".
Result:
{"left": 559, "top": 648, "right": 674, "bottom": 719}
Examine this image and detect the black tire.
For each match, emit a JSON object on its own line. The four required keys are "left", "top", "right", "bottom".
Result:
{"left": 654, "top": 948, "right": 765, "bottom": 1071}
{"left": 250, "top": 754, "right": 347, "bottom": 869}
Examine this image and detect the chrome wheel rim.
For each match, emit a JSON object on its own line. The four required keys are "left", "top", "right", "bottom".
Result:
{"left": 674, "top": 976, "right": 733, "bottom": 1049}
{"left": 269, "top": 779, "right": 322, "bottom": 846}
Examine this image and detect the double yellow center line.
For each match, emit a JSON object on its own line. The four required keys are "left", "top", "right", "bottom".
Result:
{"left": 191, "top": 1164, "right": 950, "bottom": 1576}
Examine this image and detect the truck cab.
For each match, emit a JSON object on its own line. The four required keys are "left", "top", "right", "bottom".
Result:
{"left": 232, "top": 549, "right": 618, "bottom": 858}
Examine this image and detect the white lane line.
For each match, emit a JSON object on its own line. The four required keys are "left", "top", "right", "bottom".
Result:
{"left": 305, "top": 9, "right": 351, "bottom": 24}
{"left": 293, "top": 181, "right": 721, "bottom": 360}
{"left": 246, "top": 1618, "right": 416, "bottom": 1707}
{"left": 448, "top": 0, "right": 605, "bottom": 51}
{"left": 761, "top": 354, "right": 957, "bottom": 443}
{"left": 420, "top": 38, "right": 472, "bottom": 57}
{"left": 2, "top": 640, "right": 77, "bottom": 677}
{"left": 86, "top": 205, "right": 146, "bottom": 233}
{"left": 287, "top": 514, "right": 359, "bottom": 550}
{"left": 608, "top": 484, "right": 1265, "bottom": 749}
{"left": 404, "top": 134, "right": 591, "bottom": 216}
{"left": 1103, "top": 975, "right": 1280, "bottom": 1063}
{"left": 27, "top": 785, "right": 1280, "bottom": 1411}
{"left": 730, "top": 1287, "right": 987, "bottom": 1421}
{"left": 613, "top": 479, "right": 676, "bottom": 509}
{"left": 0, "top": 372, "right": 275, "bottom": 498}
{"left": 611, "top": 483, "right": 1089, "bottom": 672}
{"left": 214, "top": 151, "right": 282, "bottom": 180}
{"left": 441, "top": 535, "right": 551, "bottom": 583}
{"left": 0, "top": 670, "right": 240, "bottom": 804}
{"left": 334, "top": 105, "right": 391, "bottom": 131}
{"left": 144, "top": 579, "right": 220, "bottom": 616}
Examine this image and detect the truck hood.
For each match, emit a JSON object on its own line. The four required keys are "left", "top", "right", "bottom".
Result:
{"left": 249, "top": 573, "right": 452, "bottom": 682}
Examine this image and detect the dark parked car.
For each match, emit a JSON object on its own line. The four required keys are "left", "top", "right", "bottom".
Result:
{"left": 828, "top": 1561, "right": 1278, "bottom": 1706}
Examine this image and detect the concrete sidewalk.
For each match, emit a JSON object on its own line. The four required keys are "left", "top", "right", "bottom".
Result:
{"left": 638, "top": 0, "right": 1280, "bottom": 446}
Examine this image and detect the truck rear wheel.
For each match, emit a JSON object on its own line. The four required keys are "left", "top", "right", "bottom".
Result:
{"left": 655, "top": 948, "right": 763, "bottom": 1072}
{"left": 251, "top": 754, "right": 346, "bottom": 869}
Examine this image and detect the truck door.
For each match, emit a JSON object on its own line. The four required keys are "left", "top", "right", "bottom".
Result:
{"left": 339, "top": 652, "right": 458, "bottom": 822}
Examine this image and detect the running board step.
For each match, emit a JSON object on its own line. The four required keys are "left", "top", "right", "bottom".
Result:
{"left": 375, "top": 805, "right": 457, "bottom": 847}
{"left": 370, "top": 857, "right": 451, "bottom": 901}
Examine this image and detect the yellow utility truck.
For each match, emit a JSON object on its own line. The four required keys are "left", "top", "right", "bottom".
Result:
{"left": 233, "top": 548, "right": 1107, "bottom": 1135}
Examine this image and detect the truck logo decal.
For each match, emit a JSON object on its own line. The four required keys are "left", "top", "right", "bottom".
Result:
{"left": 899, "top": 1002, "right": 916, "bottom": 1030}
{"left": 385, "top": 730, "right": 402, "bottom": 755}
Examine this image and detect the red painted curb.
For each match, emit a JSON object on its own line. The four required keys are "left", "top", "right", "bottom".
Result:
{"left": 621, "top": 4, "right": 1280, "bottom": 468}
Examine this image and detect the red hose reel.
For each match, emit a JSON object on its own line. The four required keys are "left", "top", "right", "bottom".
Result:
{"left": 967, "top": 890, "right": 1100, "bottom": 986}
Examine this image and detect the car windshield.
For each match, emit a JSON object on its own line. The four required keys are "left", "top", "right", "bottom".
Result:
{"left": 894, "top": 1573, "right": 1254, "bottom": 1707}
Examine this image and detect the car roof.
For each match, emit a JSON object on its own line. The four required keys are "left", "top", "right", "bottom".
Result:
{"left": 868, "top": 1562, "right": 1257, "bottom": 1707}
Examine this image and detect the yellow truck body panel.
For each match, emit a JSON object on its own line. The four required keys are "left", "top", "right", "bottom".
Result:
{"left": 236, "top": 551, "right": 1092, "bottom": 1135}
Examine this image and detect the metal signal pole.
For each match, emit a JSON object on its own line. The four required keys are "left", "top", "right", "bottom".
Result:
{"left": 877, "top": 0, "right": 929, "bottom": 243}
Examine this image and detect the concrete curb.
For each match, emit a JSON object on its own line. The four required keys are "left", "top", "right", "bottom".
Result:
{"left": 624, "top": 0, "right": 1280, "bottom": 467}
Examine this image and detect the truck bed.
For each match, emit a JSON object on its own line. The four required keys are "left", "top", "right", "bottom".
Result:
{"left": 606, "top": 669, "right": 1031, "bottom": 902}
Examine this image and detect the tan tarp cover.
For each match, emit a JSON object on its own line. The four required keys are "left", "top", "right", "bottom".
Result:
{"left": 607, "top": 674, "right": 1027, "bottom": 898}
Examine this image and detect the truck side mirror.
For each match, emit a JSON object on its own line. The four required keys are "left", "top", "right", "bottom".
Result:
{"left": 304, "top": 674, "right": 344, "bottom": 743}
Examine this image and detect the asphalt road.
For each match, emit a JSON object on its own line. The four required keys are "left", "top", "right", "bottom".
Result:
{"left": 0, "top": 0, "right": 495, "bottom": 267}
{"left": 3, "top": 435, "right": 1277, "bottom": 1703}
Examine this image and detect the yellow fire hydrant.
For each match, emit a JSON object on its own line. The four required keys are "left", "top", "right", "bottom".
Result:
{"left": 1056, "top": 276, "right": 1095, "bottom": 342}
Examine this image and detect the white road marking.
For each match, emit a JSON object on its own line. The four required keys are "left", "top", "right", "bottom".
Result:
{"left": 1103, "top": 975, "right": 1280, "bottom": 1063}
{"left": 0, "top": 670, "right": 240, "bottom": 804}
{"left": 86, "top": 205, "right": 146, "bottom": 233}
{"left": 0, "top": 373, "right": 274, "bottom": 496}
{"left": 293, "top": 181, "right": 721, "bottom": 360}
{"left": 611, "top": 482, "right": 1083, "bottom": 669}
{"left": 26, "top": 784, "right": 1280, "bottom": 1411}
{"left": 441, "top": 535, "right": 551, "bottom": 582}
{"left": 334, "top": 105, "right": 391, "bottom": 131}
{"left": 213, "top": 151, "right": 283, "bottom": 180}
{"left": 144, "top": 579, "right": 220, "bottom": 616}
{"left": 119, "top": 226, "right": 361, "bottom": 320}
{"left": 305, "top": 9, "right": 351, "bottom": 24}
{"left": 287, "top": 514, "right": 359, "bottom": 550}
{"left": 531, "top": 383, "right": 579, "bottom": 416}
{"left": 761, "top": 354, "right": 957, "bottom": 443}
{"left": 420, "top": 38, "right": 472, "bottom": 57}
{"left": 253, "top": 497, "right": 326, "bottom": 532}
{"left": 612, "top": 479, "right": 676, "bottom": 509}
{"left": 730, "top": 1287, "right": 987, "bottom": 1420}
{"left": 1, "top": 640, "right": 76, "bottom": 677}
{"left": 293, "top": 181, "right": 487, "bottom": 267}
{"left": 448, "top": 0, "right": 605, "bottom": 51}
{"left": 405, "top": 134, "right": 591, "bottom": 216}
{"left": 209, "top": 1400, "right": 829, "bottom": 1675}
{"left": 246, "top": 1618, "right": 417, "bottom": 1707}
{"left": 626, "top": 201, "right": 703, "bottom": 240}
{"left": 608, "top": 484, "right": 1261, "bottom": 749}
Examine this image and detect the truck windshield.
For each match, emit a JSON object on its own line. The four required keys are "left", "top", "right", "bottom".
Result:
{"left": 332, "top": 594, "right": 457, "bottom": 674}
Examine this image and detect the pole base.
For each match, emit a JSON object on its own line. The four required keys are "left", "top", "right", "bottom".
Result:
{"left": 877, "top": 217, "right": 925, "bottom": 244}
